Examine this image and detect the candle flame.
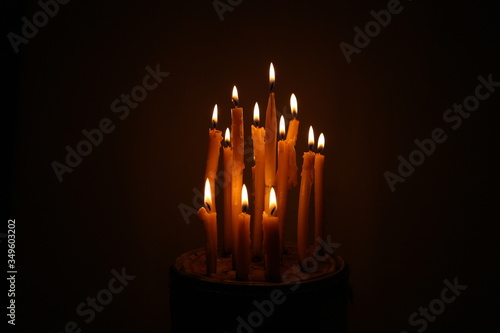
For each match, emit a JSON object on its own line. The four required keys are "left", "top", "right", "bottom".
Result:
{"left": 212, "top": 104, "right": 218, "bottom": 129}
{"left": 269, "top": 187, "right": 277, "bottom": 215}
{"left": 290, "top": 93, "right": 298, "bottom": 117}
{"left": 204, "top": 178, "right": 212, "bottom": 211}
{"left": 242, "top": 184, "right": 249, "bottom": 213}
{"left": 224, "top": 128, "right": 231, "bottom": 146}
{"left": 269, "top": 63, "right": 275, "bottom": 91}
{"left": 279, "top": 115, "right": 285, "bottom": 140}
{"left": 253, "top": 102, "right": 260, "bottom": 126}
{"left": 308, "top": 126, "right": 315, "bottom": 150}
{"left": 232, "top": 86, "right": 239, "bottom": 107}
{"left": 318, "top": 133, "right": 325, "bottom": 152}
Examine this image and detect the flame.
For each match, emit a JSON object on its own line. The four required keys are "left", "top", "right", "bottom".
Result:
{"left": 269, "top": 63, "right": 275, "bottom": 90}
{"left": 279, "top": 115, "right": 285, "bottom": 140}
{"left": 308, "top": 126, "right": 315, "bottom": 149}
{"left": 204, "top": 178, "right": 212, "bottom": 211}
{"left": 253, "top": 102, "right": 260, "bottom": 126}
{"left": 290, "top": 93, "right": 298, "bottom": 117}
{"left": 212, "top": 104, "right": 218, "bottom": 128}
{"left": 224, "top": 128, "right": 231, "bottom": 146}
{"left": 232, "top": 86, "right": 239, "bottom": 107}
{"left": 242, "top": 184, "right": 249, "bottom": 213}
{"left": 318, "top": 133, "right": 325, "bottom": 152}
{"left": 269, "top": 187, "right": 277, "bottom": 215}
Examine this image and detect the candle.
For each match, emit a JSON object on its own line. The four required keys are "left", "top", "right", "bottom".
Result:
{"left": 262, "top": 187, "right": 280, "bottom": 282}
{"left": 297, "top": 126, "right": 316, "bottom": 264}
{"left": 286, "top": 94, "right": 300, "bottom": 189}
{"left": 277, "top": 116, "right": 289, "bottom": 254}
{"left": 205, "top": 105, "right": 223, "bottom": 212}
{"left": 251, "top": 102, "right": 266, "bottom": 260}
{"left": 223, "top": 128, "right": 233, "bottom": 256}
{"left": 236, "top": 184, "right": 251, "bottom": 280}
{"left": 314, "top": 133, "right": 325, "bottom": 248}
{"left": 264, "top": 63, "right": 277, "bottom": 210}
{"left": 197, "top": 178, "right": 218, "bottom": 275}
{"left": 231, "top": 86, "right": 244, "bottom": 265}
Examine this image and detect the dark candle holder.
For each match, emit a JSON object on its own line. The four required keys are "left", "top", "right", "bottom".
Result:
{"left": 170, "top": 244, "right": 351, "bottom": 333}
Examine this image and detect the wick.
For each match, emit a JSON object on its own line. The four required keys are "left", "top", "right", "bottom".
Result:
{"left": 270, "top": 81, "right": 275, "bottom": 92}
{"left": 270, "top": 206, "right": 276, "bottom": 215}
{"left": 206, "top": 202, "right": 211, "bottom": 211}
{"left": 254, "top": 120, "right": 260, "bottom": 127}
{"left": 308, "top": 144, "right": 314, "bottom": 151}
{"left": 318, "top": 147, "right": 324, "bottom": 154}
{"left": 243, "top": 205, "right": 248, "bottom": 214}
{"left": 232, "top": 99, "right": 238, "bottom": 108}
{"left": 211, "top": 120, "right": 217, "bottom": 130}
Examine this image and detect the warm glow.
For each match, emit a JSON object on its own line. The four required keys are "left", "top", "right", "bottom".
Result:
{"left": 232, "top": 86, "right": 239, "bottom": 107}
{"left": 269, "top": 187, "right": 277, "bottom": 215}
{"left": 253, "top": 102, "right": 260, "bottom": 126}
{"left": 212, "top": 104, "right": 218, "bottom": 128}
{"left": 279, "top": 115, "right": 285, "bottom": 140}
{"left": 318, "top": 133, "right": 325, "bottom": 152}
{"left": 224, "top": 128, "right": 231, "bottom": 146}
{"left": 290, "top": 93, "right": 298, "bottom": 117}
{"left": 308, "top": 126, "right": 315, "bottom": 150}
{"left": 204, "top": 178, "right": 212, "bottom": 211}
{"left": 242, "top": 184, "right": 249, "bottom": 213}
{"left": 269, "top": 63, "right": 275, "bottom": 90}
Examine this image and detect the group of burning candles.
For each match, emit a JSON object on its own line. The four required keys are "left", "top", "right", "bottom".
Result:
{"left": 197, "top": 63, "right": 326, "bottom": 282}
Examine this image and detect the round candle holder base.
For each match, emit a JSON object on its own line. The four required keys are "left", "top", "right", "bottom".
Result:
{"left": 170, "top": 243, "right": 351, "bottom": 333}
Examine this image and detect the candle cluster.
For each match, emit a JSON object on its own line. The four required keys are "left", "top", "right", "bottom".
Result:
{"left": 197, "top": 63, "right": 326, "bottom": 281}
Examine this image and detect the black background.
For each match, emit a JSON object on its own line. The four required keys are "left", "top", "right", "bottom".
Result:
{"left": 3, "top": 0, "right": 500, "bottom": 332}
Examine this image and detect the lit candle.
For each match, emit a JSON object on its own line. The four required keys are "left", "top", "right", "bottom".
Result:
{"left": 236, "top": 184, "right": 251, "bottom": 280}
{"left": 277, "top": 115, "right": 289, "bottom": 254}
{"left": 264, "top": 63, "right": 277, "bottom": 210}
{"left": 314, "top": 133, "right": 325, "bottom": 248}
{"left": 197, "top": 179, "right": 218, "bottom": 275}
{"left": 286, "top": 94, "right": 300, "bottom": 189}
{"left": 231, "top": 86, "right": 244, "bottom": 264}
{"left": 262, "top": 187, "right": 280, "bottom": 282}
{"left": 205, "top": 105, "right": 223, "bottom": 212}
{"left": 223, "top": 128, "right": 233, "bottom": 256}
{"left": 297, "top": 126, "right": 316, "bottom": 264}
{"left": 251, "top": 102, "right": 266, "bottom": 260}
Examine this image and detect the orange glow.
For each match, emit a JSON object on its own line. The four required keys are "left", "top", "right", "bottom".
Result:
{"left": 308, "top": 126, "right": 315, "bottom": 150}
{"left": 212, "top": 104, "right": 218, "bottom": 128}
{"left": 253, "top": 102, "right": 260, "bottom": 126}
{"left": 232, "top": 86, "right": 239, "bottom": 107}
{"left": 242, "top": 184, "right": 249, "bottom": 213}
{"left": 269, "top": 187, "right": 277, "bottom": 215}
{"left": 318, "top": 133, "right": 325, "bottom": 152}
{"left": 269, "top": 63, "right": 275, "bottom": 90}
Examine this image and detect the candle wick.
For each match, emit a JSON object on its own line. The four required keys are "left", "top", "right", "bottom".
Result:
{"left": 243, "top": 205, "right": 248, "bottom": 214}
{"left": 318, "top": 147, "right": 324, "bottom": 154}
{"left": 254, "top": 120, "right": 260, "bottom": 127}
{"left": 206, "top": 202, "right": 211, "bottom": 211}
{"left": 270, "top": 81, "right": 275, "bottom": 92}
{"left": 270, "top": 206, "right": 276, "bottom": 216}
{"left": 212, "top": 120, "right": 217, "bottom": 129}
{"left": 308, "top": 144, "right": 314, "bottom": 151}
{"left": 232, "top": 99, "right": 238, "bottom": 108}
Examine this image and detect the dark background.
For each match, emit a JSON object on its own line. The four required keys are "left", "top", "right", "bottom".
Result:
{"left": 3, "top": 0, "right": 499, "bottom": 332}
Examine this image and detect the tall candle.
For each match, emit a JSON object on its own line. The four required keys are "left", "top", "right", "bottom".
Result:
{"left": 205, "top": 105, "right": 223, "bottom": 211}
{"left": 262, "top": 187, "right": 280, "bottom": 282}
{"left": 251, "top": 102, "right": 266, "bottom": 260}
{"left": 197, "top": 178, "right": 218, "bottom": 275}
{"left": 286, "top": 94, "right": 300, "bottom": 189}
{"left": 231, "top": 86, "right": 244, "bottom": 265}
{"left": 314, "top": 133, "right": 325, "bottom": 247}
{"left": 223, "top": 128, "right": 233, "bottom": 256}
{"left": 297, "top": 126, "right": 315, "bottom": 264}
{"left": 264, "top": 63, "right": 277, "bottom": 210}
{"left": 236, "top": 184, "right": 251, "bottom": 280}
{"left": 277, "top": 116, "right": 289, "bottom": 254}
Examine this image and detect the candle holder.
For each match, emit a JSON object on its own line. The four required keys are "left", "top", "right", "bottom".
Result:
{"left": 170, "top": 243, "right": 351, "bottom": 333}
